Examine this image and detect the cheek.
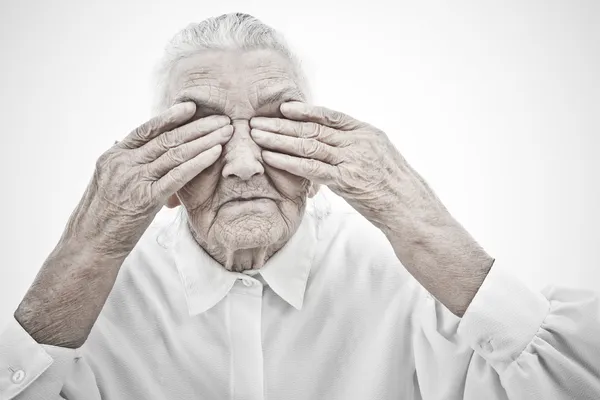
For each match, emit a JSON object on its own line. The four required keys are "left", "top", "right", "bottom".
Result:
{"left": 177, "top": 162, "right": 223, "bottom": 208}
{"left": 265, "top": 165, "right": 310, "bottom": 198}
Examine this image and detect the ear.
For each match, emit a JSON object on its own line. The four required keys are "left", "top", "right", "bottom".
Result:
{"left": 308, "top": 182, "right": 321, "bottom": 198}
{"left": 165, "top": 194, "right": 181, "bottom": 208}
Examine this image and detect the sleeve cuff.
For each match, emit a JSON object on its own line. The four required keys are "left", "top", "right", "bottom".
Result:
{"left": 0, "top": 316, "right": 77, "bottom": 399}
{"left": 457, "top": 259, "right": 550, "bottom": 370}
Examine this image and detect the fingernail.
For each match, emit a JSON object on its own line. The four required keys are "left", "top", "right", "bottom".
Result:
{"left": 179, "top": 101, "right": 195, "bottom": 112}
{"left": 249, "top": 117, "right": 264, "bottom": 128}
{"left": 223, "top": 125, "right": 234, "bottom": 136}
{"left": 217, "top": 115, "right": 230, "bottom": 125}
{"left": 251, "top": 129, "right": 265, "bottom": 138}
{"left": 281, "top": 102, "right": 302, "bottom": 112}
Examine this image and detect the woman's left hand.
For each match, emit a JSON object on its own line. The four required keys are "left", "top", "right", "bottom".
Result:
{"left": 249, "top": 101, "right": 442, "bottom": 229}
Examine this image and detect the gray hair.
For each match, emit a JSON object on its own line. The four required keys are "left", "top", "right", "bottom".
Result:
{"left": 150, "top": 12, "right": 311, "bottom": 115}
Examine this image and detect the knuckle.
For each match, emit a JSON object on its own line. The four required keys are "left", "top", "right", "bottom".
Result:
{"left": 139, "top": 184, "right": 157, "bottom": 207}
{"left": 301, "top": 139, "right": 321, "bottom": 157}
{"left": 147, "top": 116, "right": 163, "bottom": 134}
{"left": 163, "top": 109, "right": 177, "bottom": 126}
{"left": 95, "top": 152, "right": 110, "bottom": 170}
{"left": 168, "top": 127, "right": 184, "bottom": 146}
{"left": 326, "top": 110, "right": 344, "bottom": 125}
{"left": 169, "top": 167, "right": 184, "bottom": 183}
{"left": 156, "top": 135, "right": 170, "bottom": 149}
{"left": 157, "top": 132, "right": 173, "bottom": 149}
{"left": 133, "top": 117, "right": 159, "bottom": 141}
{"left": 95, "top": 149, "right": 119, "bottom": 172}
{"left": 173, "top": 145, "right": 187, "bottom": 160}
{"left": 304, "top": 159, "right": 319, "bottom": 174}
{"left": 330, "top": 149, "right": 343, "bottom": 165}
{"left": 168, "top": 146, "right": 186, "bottom": 163}
{"left": 302, "top": 123, "right": 320, "bottom": 138}
{"left": 163, "top": 151, "right": 177, "bottom": 166}
{"left": 140, "top": 163, "right": 152, "bottom": 179}
{"left": 131, "top": 125, "right": 147, "bottom": 141}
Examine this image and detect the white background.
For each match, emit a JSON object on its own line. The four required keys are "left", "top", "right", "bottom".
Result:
{"left": 1, "top": 0, "right": 599, "bottom": 325}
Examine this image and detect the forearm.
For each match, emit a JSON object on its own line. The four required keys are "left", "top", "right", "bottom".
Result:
{"left": 14, "top": 192, "right": 131, "bottom": 349}
{"left": 378, "top": 165, "right": 494, "bottom": 317}
{"left": 14, "top": 237, "right": 126, "bottom": 348}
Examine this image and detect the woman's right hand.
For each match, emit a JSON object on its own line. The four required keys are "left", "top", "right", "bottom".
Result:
{"left": 14, "top": 102, "right": 233, "bottom": 348}
{"left": 73, "top": 101, "right": 233, "bottom": 255}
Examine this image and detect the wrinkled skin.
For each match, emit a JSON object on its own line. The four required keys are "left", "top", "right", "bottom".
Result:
{"left": 14, "top": 49, "right": 326, "bottom": 348}
{"left": 162, "top": 48, "right": 492, "bottom": 313}
{"left": 14, "top": 101, "right": 236, "bottom": 348}
{"left": 250, "top": 104, "right": 429, "bottom": 227}
{"left": 14, "top": 48, "right": 493, "bottom": 351}
{"left": 248, "top": 102, "right": 494, "bottom": 316}
{"left": 164, "top": 49, "right": 319, "bottom": 272}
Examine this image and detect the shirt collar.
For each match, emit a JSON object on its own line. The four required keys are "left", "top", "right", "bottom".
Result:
{"left": 168, "top": 210, "right": 317, "bottom": 316}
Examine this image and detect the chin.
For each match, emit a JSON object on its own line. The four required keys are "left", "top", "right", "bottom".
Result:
{"left": 210, "top": 209, "right": 290, "bottom": 250}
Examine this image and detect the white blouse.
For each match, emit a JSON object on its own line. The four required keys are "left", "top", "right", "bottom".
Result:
{"left": 1, "top": 203, "right": 599, "bottom": 399}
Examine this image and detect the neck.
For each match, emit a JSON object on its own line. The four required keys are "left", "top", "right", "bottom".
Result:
{"left": 188, "top": 221, "right": 286, "bottom": 273}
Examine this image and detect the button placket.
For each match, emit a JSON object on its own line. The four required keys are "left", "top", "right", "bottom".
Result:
{"left": 229, "top": 278, "right": 265, "bottom": 399}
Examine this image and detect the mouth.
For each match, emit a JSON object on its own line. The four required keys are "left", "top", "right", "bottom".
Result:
{"left": 222, "top": 197, "right": 274, "bottom": 206}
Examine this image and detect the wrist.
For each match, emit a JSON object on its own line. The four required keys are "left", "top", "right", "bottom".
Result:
{"left": 382, "top": 210, "right": 493, "bottom": 316}
{"left": 63, "top": 195, "right": 148, "bottom": 258}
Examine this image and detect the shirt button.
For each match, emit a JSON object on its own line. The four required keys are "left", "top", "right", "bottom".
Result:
{"left": 242, "top": 278, "right": 253, "bottom": 287}
{"left": 481, "top": 340, "right": 494, "bottom": 353}
{"left": 11, "top": 369, "right": 26, "bottom": 384}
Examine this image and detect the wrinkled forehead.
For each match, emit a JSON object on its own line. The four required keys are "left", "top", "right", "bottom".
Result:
{"left": 166, "top": 48, "right": 305, "bottom": 117}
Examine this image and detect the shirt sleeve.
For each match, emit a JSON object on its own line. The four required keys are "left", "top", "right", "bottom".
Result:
{"left": 420, "top": 259, "right": 600, "bottom": 399}
{"left": 0, "top": 316, "right": 101, "bottom": 399}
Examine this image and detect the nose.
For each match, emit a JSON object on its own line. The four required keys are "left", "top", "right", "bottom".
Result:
{"left": 221, "top": 119, "right": 265, "bottom": 181}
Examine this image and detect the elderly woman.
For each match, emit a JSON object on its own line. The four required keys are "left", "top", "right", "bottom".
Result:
{"left": 1, "top": 12, "right": 599, "bottom": 400}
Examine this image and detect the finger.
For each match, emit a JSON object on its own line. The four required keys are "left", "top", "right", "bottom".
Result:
{"left": 250, "top": 129, "right": 342, "bottom": 165}
{"left": 250, "top": 117, "right": 346, "bottom": 147}
{"left": 147, "top": 125, "right": 233, "bottom": 178}
{"left": 279, "top": 102, "right": 363, "bottom": 131}
{"left": 137, "top": 115, "right": 231, "bottom": 162}
{"left": 118, "top": 102, "right": 196, "bottom": 150}
{"left": 261, "top": 150, "right": 336, "bottom": 184}
{"left": 155, "top": 144, "right": 223, "bottom": 196}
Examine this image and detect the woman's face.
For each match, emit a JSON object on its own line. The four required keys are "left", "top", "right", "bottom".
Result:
{"left": 165, "top": 48, "right": 317, "bottom": 257}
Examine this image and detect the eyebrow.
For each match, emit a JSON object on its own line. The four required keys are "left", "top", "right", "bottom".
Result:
{"left": 255, "top": 87, "right": 303, "bottom": 109}
{"left": 173, "top": 95, "right": 224, "bottom": 114}
{"left": 174, "top": 87, "right": 302, "bottom": 114}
